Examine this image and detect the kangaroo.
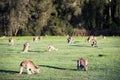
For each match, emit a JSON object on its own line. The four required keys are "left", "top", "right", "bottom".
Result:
{"left": 86, "top": 36, "right": 96, "bottom": 42}
{"left": 48, "top": 44, "right": 58, "bottom": 52}
{"left": 19, "top": 60, "right": 40, "bottom": 74}
{"left": 77, "top": 58, "right": 88, "bottom": 71}
{"left": 23, "top": 42, "right": 30, "bottom": 53}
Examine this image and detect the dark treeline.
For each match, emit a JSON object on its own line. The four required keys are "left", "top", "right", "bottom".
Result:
{"left": 0, "top": 0, "right": 120, "bottom": 36}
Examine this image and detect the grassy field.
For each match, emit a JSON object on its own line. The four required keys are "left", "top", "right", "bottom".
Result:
{"left": 0, "top": 36, "right": 120, "bottom": 80}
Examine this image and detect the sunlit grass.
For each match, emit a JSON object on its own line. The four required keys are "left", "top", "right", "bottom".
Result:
{"left": 0, "top": 36, "right": 120, "bottom": 80}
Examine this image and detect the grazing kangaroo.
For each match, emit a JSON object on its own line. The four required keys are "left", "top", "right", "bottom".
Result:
{"left": 48, "top": 44, "right": 58, "bottom": 52}
{"left": 19, "top": 60, "right": 40, "bottom": 74}
{"left": 85, "top": 36, "right": 96, "bottom": 42}
{"left": 91, "top": 40, "right": 98, "bottom": 47}
{"left": 33, "top": 36, "right": 40, "bottom": 42}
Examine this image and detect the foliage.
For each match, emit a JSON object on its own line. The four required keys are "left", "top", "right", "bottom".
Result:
{"left": 0, "top": 0, "right": 120, "bottom": 36}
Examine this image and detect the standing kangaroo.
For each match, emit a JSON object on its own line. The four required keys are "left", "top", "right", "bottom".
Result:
{"left": 77, "top": 58, "right": 88, "bottom": 71}
{"left": 23, "top": 42, "right": 30, "bottom": 53}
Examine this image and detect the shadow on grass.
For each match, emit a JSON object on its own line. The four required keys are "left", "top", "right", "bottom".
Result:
{"left": 0, "top": 69, "right": 19, "bottom": 74}
{"left": 39, "top": 65, "right": 77, "bottom": 71}
{"left": 28, "top": 50, "right": 47, "bottom": 53}
{"left": 73, "top": 41, "right": 80, "bottom": 44}
{"left": 70, "top": 44, "right": 102, "bottom": 49}
{"left": 0, "top": 43, "right": 9, "bottom": 46}
{"left": 70, "top": 44, "right": 90, "bottom": 47}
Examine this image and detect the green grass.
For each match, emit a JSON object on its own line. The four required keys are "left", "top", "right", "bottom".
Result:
{"left": 0, "top": 36, "right": 120, "bottom": 80}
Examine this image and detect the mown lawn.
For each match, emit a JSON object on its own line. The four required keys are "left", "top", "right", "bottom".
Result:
{"left": 0, "top": 36, "right": 120, "bottom": 80}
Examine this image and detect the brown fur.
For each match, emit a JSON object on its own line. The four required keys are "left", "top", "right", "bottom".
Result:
{"left": 91, "top": 40, "right": 98, "bottom": 47}
{"left": 77, "top": 58, "right": 88, "bottom": 71}
{"left": 86, "top": 36, "right": 96, "bottom": 42}
{"left": 33, "top": 36, "right": 40, "bottom": 42}
{"left": 48, "top": 44, "right": 58, "bottom": 51}
{"left": 67, "top": 36, "right": 74, "bottom": 43}
{"left": 19, "top": 60, "right": 40, "bottom": 74}
{"left": 103, "top": 36, "right": 106, "bottom": 39}
{"left": 23, "top": 42, "right": 30, "bottom": 53}
{"left": 9, "top": 38, "right": 14, "bottom": 45}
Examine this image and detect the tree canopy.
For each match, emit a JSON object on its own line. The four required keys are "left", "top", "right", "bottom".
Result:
{"left": 0, "top": 0, "right": 120, "bottom": 36}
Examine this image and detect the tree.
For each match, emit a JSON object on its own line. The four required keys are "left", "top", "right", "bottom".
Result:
{"left": 0, "top": 0, "right": 119, "bottom": 36}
